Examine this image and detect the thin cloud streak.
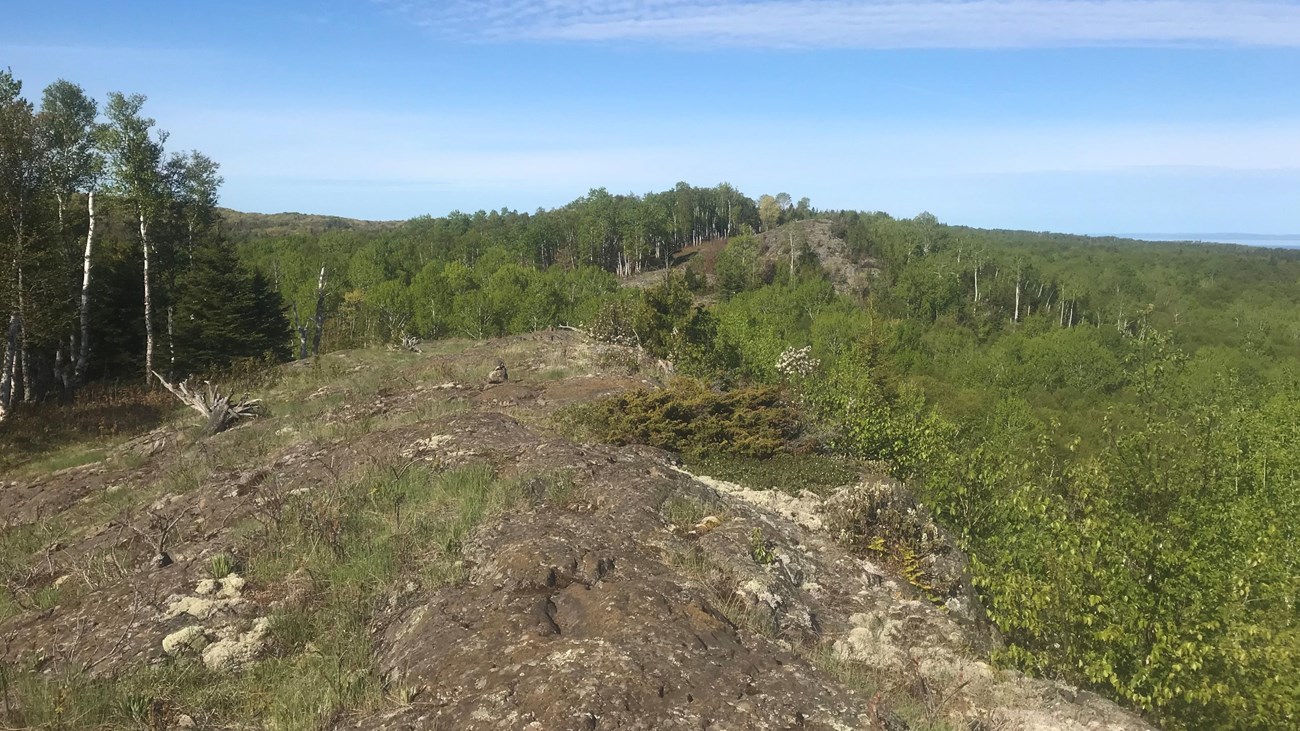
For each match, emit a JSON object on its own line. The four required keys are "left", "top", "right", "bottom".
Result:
{"left": 179, "top": 106, "right": 1300, "bottom": 187}
{"left": 377, "top": 0, "right": 1300, "bottom": 49}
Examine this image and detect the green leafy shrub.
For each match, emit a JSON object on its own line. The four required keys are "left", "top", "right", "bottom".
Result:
{"left": 749, "top": 528, "right": 778, "bottom": 565}
{"left": 207, "top": 553, "right": 239, "bottom": 579}
{"left": 683, "top": 264, "right": 708, "bottom": 292}
{"left": 589, "top": 294, "right": 643, "bottom": 347}
{"left": 715, "top": 233, "right": 763, "bottom": 297}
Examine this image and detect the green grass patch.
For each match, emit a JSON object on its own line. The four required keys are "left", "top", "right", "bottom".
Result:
{"left": 0, "top": 520, "right": 71, "bottom": 623}
{"left": 684, "top": 453, "right": 862, "bottom": 495}
{"left": 0, "top": 384, "right": 177, "bottom": 476}
{"left": 802, "top": 644, "right": 886, "bottom": 698}
{"left": 536, "top": 367, "right": 573, "bottom": 381}
{"left": 801, "top": 645, "right": 961, "bottom": 731}
{"left": 0, "top": 642, "right": 383, "bottom": 731}
{"left": 12, "top": 446, "right": 108, "bottom": 477}
{"left": 247, "top": 462, "right": 519, "bottom": 590}
{"left": 0, "top": 460, "right": 526, "bottom": 729}
{"left": 715, "top": 592, "right": 779, "bottom": 638}
{"left": 660, "top": 494, "right": 726, "bottom": 533}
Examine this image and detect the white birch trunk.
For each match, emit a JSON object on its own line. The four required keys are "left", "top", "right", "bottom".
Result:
{"left": 54, "top": 344, "right": 67, "bottom": 388}
{"left": 311, "top": 266, "right": 327, "bottom": 357}
{"left": 0, "top": 315, "right": 20, "bottom": 421}
{"left": 18, "top": 344, "right": 29, "bottom": 403}
{"left": 293, "top": 303, "right": 309, "bottom": 360}
{"left": 1014, "top": 272, "right": 1021, "bottom": 323}
{"left": 789, "top": 232, "right": 795, "bottom": 280}
{"left": 140, "top": 210, "right": 155, "bottom": 384}
{"left": 74, "top": 191, "right": 95, "bottom": 382}
{"left": 167, "top": 306, "right": 175, "bottom": 378}
{"left": 16, "top": 266, "right": 31, "bottom": 403}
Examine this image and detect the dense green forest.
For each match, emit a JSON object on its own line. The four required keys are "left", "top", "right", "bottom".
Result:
{"left": 3, "top": 72, "right": 1297, "bottom": 729}
{"left": 234, "top": 194, "right": 1299, "bottom": 729}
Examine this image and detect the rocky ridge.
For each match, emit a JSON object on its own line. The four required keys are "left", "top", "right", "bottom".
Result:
{"left": 0, "top": 332, "right": 1153, "bottom": 730}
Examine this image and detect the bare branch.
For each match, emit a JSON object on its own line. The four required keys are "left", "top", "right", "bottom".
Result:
{"left": 152, "top": 371, "right": 262, "bottom": 435}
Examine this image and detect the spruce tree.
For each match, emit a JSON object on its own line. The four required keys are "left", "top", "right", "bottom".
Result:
{"left": 172, "top": 237, "right": 288, "bottom": 376}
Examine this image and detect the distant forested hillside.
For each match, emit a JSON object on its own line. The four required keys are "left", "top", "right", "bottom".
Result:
{"left": 217, "top": 208, "right": 396, "bottom": 243}
{"left": 237, "top": 187, "right": 1299, "bottom": 730}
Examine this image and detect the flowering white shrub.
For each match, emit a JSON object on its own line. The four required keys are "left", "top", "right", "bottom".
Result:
{"left": 589, "top": 300, "right": 640, "bottom": 347}
{"left": 776, "top": 346, "right": 820, "bottom": 378}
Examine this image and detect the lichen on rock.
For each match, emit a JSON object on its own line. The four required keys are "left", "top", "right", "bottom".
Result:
{"left": 201, "top": 617, "right": 271, "bottom": 671}
{"left": 162, "top": 625, "right": 209, "bottom": 656}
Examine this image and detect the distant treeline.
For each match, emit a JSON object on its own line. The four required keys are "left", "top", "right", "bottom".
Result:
{"left": 235, "top": 184, "right": 817, "bottom": 350}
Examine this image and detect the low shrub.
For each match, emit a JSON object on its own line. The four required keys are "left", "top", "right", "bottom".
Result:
{"left": 823, "top": 479, "right": 971, "bottom": 602}
{"left": 567, "top": 378, "right": 800, "bottom": 458}
{"left": 685, "top": 453, "right": 861, "bottom": 495}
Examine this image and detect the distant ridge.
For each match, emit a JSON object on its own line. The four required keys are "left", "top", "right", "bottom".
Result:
{"left": 1119, "top": 232, "right": 1300, "bottom": 242}
{"left": 1113, "top": 232, "right": 1300, "bottom": 249}
{"left": 218, "top": 208, "right": 397, "bottom": 241}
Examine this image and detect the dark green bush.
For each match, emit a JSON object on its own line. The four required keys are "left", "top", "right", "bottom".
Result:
{"left": 685, "top": 453, "right": 861, "bottom": 495}
{"left": 569, "top": 378, "right": 800, "bottom": 458}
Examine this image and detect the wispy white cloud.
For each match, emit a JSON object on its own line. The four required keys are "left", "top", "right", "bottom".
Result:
{"left": 375, "top": 0, "right": 1300, "bottom": 49}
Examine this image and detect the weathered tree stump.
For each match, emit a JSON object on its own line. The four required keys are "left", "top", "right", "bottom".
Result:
{"left": 152, "top": 371, "right": 262, "bottom": 435}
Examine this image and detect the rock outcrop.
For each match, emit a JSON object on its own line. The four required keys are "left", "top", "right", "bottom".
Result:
{"left": 352, "top": 410, "right": 1152, "bottom": 730}
{"left": 0, "top": 332, "right": 1154, "bottom": 730}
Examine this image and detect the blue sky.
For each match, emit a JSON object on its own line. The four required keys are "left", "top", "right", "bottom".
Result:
{"left": 4, "top": 0, "right": 1299, "bottom": 234}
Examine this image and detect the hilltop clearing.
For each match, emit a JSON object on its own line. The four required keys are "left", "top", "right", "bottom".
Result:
{"left": 0, "top": 333, "right": 1150, "bottom": 730}
{"left": 0, "top": 69, "right": 1293, "bottom": 726}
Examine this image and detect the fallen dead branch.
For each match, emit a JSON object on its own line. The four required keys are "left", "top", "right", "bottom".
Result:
{"left": 152, "top": 371, "right": 262, "bottom": 435}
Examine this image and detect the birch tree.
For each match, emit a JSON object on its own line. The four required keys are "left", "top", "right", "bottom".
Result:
{"left": 0, "top": 71, "right": 50, "bottom": 416}
{"left": 167, "top": 149, "right": 222, "bottom": 255}
{"left": 758, "top": 194, "right": 780, "bottom": 232}
{"left": 38, "top": 80, "right": 102, "bottom": 386}
{"left": 102, "top": 92, "right": 167, "bottom": 384}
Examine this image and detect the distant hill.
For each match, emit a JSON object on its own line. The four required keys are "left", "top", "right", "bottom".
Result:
{"left": 218, "top": 208, "right": 397, "bottom": 241}
{"left": 1119, "top": 232, "right": 1300, "bottom": 248}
